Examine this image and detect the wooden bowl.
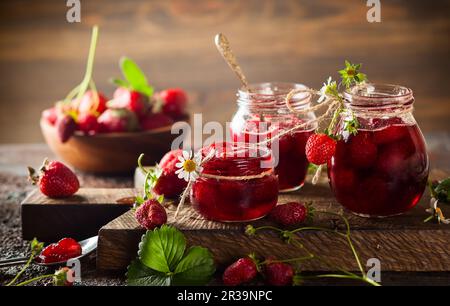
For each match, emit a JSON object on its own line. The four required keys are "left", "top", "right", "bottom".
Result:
{"left": 40, "top": 118, "right": 188, "bottom": 174}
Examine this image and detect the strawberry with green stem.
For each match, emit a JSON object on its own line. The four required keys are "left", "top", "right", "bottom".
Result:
{"left": 109, "top": 57, "right": 154, "bottom": 119}
{"left": 52, "top": 25, "right": 105, "bottom": 141}
{"left": 245, "top": 210, "right": 380, "bottom": 286}
{"left": 306, "top": 61, "right": 366, "bottom": 166}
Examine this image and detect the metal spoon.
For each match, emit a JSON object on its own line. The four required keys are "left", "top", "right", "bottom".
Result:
{"left": 0, "top": 236, "right": 98, "bottom": 268}
{"left": 214, "top": 33, "right": 249, "bottom": 90}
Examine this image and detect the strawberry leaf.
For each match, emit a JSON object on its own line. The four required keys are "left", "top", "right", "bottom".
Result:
{"left": 172, "top": 246, "right": 215, "bottom": 285}
{"left": 120, "top": 57, "right": 154, "bottom": 97}
{"left": 138, "top": 225, "right": 186, "bottom": 273}
{"left": 434, "top": 178, "right": 450, "bottom": 203}
{"left": 126, "top": 260, "right": 171, "bottom": 286}
{"left": 110, "top": 78, "right": 129, "bottom": 88}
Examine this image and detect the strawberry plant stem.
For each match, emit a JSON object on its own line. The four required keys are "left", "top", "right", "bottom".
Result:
{"left": 5, "top": 252, "right": 35, "bottom": 286}
{"left": 76, "top": 26, "right": 99, "bottom": 101}
{"left": 15, "top": 274, "right": 54, "bottom": 286}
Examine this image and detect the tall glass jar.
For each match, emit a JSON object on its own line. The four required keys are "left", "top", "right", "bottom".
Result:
{"left": 190, "top": 142, "right": 278, "bottom": 222}
{"left": 328, "top": 83, "right": 429, "bottom": 217}
{"left": 230, "top": 82, "right": 317, "bottom": 192}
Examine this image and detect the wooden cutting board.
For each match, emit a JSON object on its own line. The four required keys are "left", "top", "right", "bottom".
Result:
{"left": 21, "top": 188, "right": 134, "bottom": 242}
{"left": 97, "top": 172, "right": 450, "bottom": 273}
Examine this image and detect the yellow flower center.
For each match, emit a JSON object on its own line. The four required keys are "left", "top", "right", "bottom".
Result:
{"left": 183, "top": 159, "right": 196, "bottom": 173}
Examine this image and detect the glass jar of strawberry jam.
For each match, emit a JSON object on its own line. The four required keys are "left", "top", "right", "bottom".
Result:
{"left": 230, "top": 82, "right": 316, "bottom": 192}
{"left": 190, "top": 142, "right": 278, "bottom": 222}
{"left": 328, "top": 83, "right": 429, "bottom": 217}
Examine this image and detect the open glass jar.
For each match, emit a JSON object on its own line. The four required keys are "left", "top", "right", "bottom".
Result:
{"left": 328, "top": 83, "right": 429, "bottom": 217}
{"left": 190, "top": 142, "right": 278, "bottom": 222}
{"left": 230, "top": 82, "right": 316, "bottom": 192}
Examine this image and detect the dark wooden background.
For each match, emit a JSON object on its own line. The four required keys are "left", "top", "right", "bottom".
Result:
{"left": 0, "top": 0, "right": 449, "bottom": 143}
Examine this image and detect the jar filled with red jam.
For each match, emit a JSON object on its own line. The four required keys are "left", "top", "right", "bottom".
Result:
{"left": 230, "top": 82, "right": 316, "bottom": 192}
{"left": 190, "top": 142, "right": 278, "bottom": 222}
{"left": 328, "top": 83, "right": 429, "bottom": 217}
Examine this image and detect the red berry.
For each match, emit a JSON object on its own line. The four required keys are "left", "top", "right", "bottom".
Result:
{"left": 373, "top": 124, "right": 409, "bottom": 145}
{"left": 159, "top": 88, "right": 188, "bottom": 119}
{"left": 77, "top": 113, "right": 99, "bottom": 135}
{"left": 78, "top": 90, "right": 107, "bottom": 115}
{"left": 305, "top": 133, "right": 337, "bottom": 165}
{"left": 135, "top": 199, "right": 167, "bottom": 230}
{"left": 264, "top": 257, "right": 294, "bottom": 286}
{"left": 349, "top": 132, "right": 378, "bottom": 168}
{"left": 140, "top": 113, "right": 174, "bottom": 131}
{"left": 153, "top": 150, "right": 188, "bottom": 198}
{"left": 109, "top": 88, "right": 149, "bottom": 117}
{"left": 98, "top": 109, "right": 138, "bottom": 133}
{"left": 269, "top": 202, "right": 310, "bottom": 226}
{"left": 37, "top": 237, "right": 82, "bottom": 264}
{"left": 222, "top": 257, "right": 258, "bottom": 286}
{"left": 42, "top": 107, "right": 58, "bottom": 125}
{"left": 28, "top": 160, "right": 80, "bottom": 198}
{"left": 56, "top": 114, "right": 77, "bottom": 143}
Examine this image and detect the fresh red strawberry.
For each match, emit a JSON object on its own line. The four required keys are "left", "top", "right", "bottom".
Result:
{"left": 222, "top": 257, "right": 258, "bottom": 286}
{"left": 28, "top": 160, "right": 80, "bottom": 198}
{"left": 109, "top": 88, "right": 149, "bottom": 117}
{"left": 349, "top": 132, "right": 378, "bottom": 168}
{"left": 305, "top": 133, "right": 337, "bottom": 165}
{"left": 53, "top": 267, "right": 74, "bottom": 286}
{"left": 98, "top": 109, "right": 138, "bottom": 133}
{"left": 159, "top": 88, "right": 188, "bottom": 119}
{"left": 135, "top": 199, "right": 167, "bottom": 230}
{"left": 269, "top": 202, "right": 312, "bottom": 226}
{"left": 263, "top": 257, "right": 294, "bottom": 286}
{"left": 77, "top": 113, "right": 99, "bottom": 135}
{"left": 56, "top": 114, "right": 77, "bottom": 143}
{"left": 42, "top": 107, "right": 58, "bottom": 125}
{"left": 153, "top": 150, "right": 188, "bottom": 198}
{"left": 78, "top": 90, "right": 107, "bottom": 115}
{"left": 140, "top": 113, "right": 174, "bottom": 131}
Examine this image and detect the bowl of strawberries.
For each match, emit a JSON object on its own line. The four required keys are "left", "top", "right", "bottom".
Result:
{"left": 41, "top": 54, "right": 189, "bottom": 174}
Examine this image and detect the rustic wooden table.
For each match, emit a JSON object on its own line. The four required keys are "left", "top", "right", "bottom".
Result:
{"left": 0, "top": 133, "right": 449, "bottom": 286}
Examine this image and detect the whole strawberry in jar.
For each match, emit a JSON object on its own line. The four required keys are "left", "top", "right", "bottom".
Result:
{"left": 327, "top": 83, "right": 429, "bottom": 217}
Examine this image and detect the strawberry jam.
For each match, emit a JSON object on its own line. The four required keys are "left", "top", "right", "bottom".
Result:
{"left": 190, "top": 142, "right": 278, "bottom": 222}
{"left": 36, "top": 238, "right": 82, "bottom": 263}
{"left": 230, "top": 82, "right": 316, "bottom": 192}
{"left": 328, "top": 84, "right": 429, "bottom": 217}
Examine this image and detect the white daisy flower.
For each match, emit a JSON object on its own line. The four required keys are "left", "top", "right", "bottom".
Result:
{"left": 318, "top": 76, "right": 333, "bottom": 103}
{"left": 175, "top": 150, "right": 203, "bottom": 182}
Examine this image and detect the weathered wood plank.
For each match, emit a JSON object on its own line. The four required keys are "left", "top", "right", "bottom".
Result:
{"left": 97, "top": 181, "right": 450, "bottom": 272}
{"left": 21, "top": 188, "right": 134, "bottom": 242}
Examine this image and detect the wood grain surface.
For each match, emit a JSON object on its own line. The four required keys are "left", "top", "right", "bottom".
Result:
{"left": 97, "top": 174, "right": 450, "bottom": 273}
{"left": 21, "top": 188, "right": 134, "bottom": 241}
{"left": 0, "top": 0, "right": 449, "bottom": 143}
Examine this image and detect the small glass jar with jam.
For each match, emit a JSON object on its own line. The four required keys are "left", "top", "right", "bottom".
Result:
{"left": 190, "top": 142, "right": 278, "bottom": 222}
{"left": 328, "top": 83, "right": 429, "bottom": 217}
{"left": 230, "top": 82, "right": 317, "bottom": 192}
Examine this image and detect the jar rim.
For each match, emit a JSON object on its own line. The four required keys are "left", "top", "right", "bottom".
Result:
{"left": 239, "top": 82, "right": 309, "bottom": 96}
{"left": 200, "top": 142, "right": 273, "bottom": 176}
{"left": 237, "top": 82, "right": 311, "bottom": 113}
{"left": 344, "top": 83, "right": 414, "bottom": 108}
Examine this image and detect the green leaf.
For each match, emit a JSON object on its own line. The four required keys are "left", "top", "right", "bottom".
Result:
{"left": 110, "top": 78, "right": 129, "bottom": 88}
{"left": 138, "top": 225, "right": 186, "bottom": 273}
{"left": 126, "top": 259, "right": 171, "bottom": 286}
{"left": 435, "top": 178, "right": 450, "bottom": 203}
{"left": 120, "top": 57, "right": 154, "bottom": 97}
{"left": 173, "top": 247, "right": 216, "bottom": 286}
